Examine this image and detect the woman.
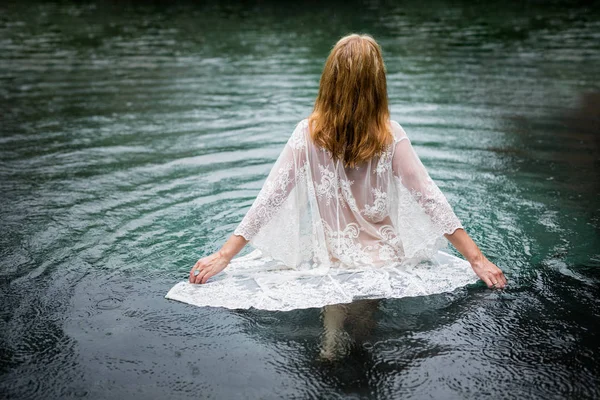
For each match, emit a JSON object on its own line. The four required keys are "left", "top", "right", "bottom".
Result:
{"left": 171, "top": 34, "right": 506, "bottom": 312}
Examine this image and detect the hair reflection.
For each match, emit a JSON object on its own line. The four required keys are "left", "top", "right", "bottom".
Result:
{"left": 319, "top": 298, "right": 380, "bottom": 361}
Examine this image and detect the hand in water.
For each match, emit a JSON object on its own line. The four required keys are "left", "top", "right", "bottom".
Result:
{"left": 471, "top": 256, "right": 507, "bottom": 289}
{"left": 189, "top": 250, "right": 231, "bottom": 284}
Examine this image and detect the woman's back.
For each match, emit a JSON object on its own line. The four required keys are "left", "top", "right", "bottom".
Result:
{"left": 303, "top": 118, "right": 400, "bottom": 266}
{"left": 234, "top": 118, "right": 463, "bottom": 269}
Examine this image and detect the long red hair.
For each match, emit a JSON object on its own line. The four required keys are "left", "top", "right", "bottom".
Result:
{"left": 308, "top": 34, "right": 392, "bottom": 167}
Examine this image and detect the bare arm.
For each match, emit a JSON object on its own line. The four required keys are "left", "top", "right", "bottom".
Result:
{"left": 189, "top": 234, "right": 248, "bottom": 284}
{"left": 189, "top": 120, "right": 307, "bottom": 284}
{"left": 390, "top": 121, "right": 507, "bottom": 289}
{"left": 445, "top": 228, "right": 507, "bottom": 289}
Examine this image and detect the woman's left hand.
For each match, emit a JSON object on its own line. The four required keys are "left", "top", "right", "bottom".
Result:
{"left": 470, "top": 256, "right": 507, "bottom": 289}
{"left": 189, "top": 250, "right": 231, "bottom": 284}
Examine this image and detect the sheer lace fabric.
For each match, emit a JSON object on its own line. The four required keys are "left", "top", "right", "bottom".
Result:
{"left": 166, "top": 120, "right": 478, "bottom": 310}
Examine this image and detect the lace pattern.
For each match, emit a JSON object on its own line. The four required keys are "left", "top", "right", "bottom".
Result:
{"left": 362, "top": 188, "right": 389, "bottom": 222}
{"left": 232, "top": 117, "right": 465, "bottom": 271}
{"left": 166, "top": 249, "right": 478, "bottom": 311}
{"left": 168, "top": 119, "right": 472, "bottom": 311}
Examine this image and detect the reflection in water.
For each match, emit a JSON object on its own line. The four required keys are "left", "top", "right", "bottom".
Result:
{"left": 320, "top": 299, "right": 380, "bottom": 361}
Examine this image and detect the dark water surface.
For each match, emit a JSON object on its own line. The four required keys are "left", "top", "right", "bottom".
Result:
{"left": 1, "top": 1, "right": 599, "bottom": 398}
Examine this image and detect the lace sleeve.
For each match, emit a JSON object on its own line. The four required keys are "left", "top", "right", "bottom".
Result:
{"left": 391, "top": 122, "right": 463, "bottom": 236}
{"left": 233, "top": 120, "right": 308, "bottom": 241}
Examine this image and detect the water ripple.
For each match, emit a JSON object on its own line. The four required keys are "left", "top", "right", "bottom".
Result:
{"left": 1, "top": 1, "right": 599, "bottom": 399}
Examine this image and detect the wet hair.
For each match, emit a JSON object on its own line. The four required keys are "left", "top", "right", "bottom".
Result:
{"left": 308, "top": 33, "right": 392, "bottom": 167}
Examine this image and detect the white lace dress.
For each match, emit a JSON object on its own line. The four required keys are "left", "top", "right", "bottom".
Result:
{"left": 166, "top": 119, "right": 478, "bottom": 311}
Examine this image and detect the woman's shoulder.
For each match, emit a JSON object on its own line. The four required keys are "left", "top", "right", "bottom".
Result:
{"left": 291, "top": 118, "right": 409, "bottom": 147}
{"left": 288, "top": 118, "right": 310, "bottom": 149}
{"left": 294, "top": 118, "right": 312, "bottom": 136}
{"left": 298, "top": 118, "right": 309, "bottom": 130}
{"left": 389, "top": 119, "right": 410, "bottom": 143}
{"left": 291, "top": 118, "right": 310, "bottom": 135}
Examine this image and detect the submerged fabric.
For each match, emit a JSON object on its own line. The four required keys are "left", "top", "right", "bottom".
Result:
{"left": 166, "top": 249, "right": 477, "bottom": 311}
{"left": 166, "top": 119, "right": 479, "bottom": 310}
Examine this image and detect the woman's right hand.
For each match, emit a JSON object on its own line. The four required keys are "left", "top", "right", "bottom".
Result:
{"left": 188, "top": 250, "right": 231, "bottom": 284}
{"left": 470, "top": 256, "right": 507, "bottom": 289}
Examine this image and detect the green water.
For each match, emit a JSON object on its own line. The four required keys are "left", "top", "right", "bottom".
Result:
{"left": 1, "top": 1, "right": 599, "bottom": 398}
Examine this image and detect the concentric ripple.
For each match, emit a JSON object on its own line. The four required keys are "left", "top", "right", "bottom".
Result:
{"left": 1, "top": 1, "right": 599, "bottom": 399}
